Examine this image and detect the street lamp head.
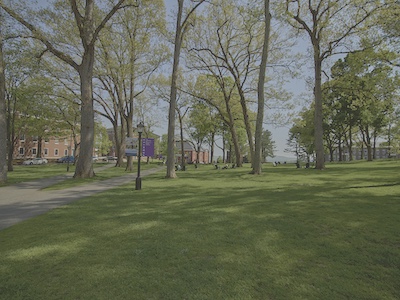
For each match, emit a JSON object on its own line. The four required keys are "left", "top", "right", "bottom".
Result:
{"left": 137, "top": 122, "right": 144, "bottom": 134}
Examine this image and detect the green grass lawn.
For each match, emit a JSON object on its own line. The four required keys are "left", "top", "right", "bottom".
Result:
{"left": 0, "top": 160, "right": 399, "bottom": 299}
{"left": 0, "top": 163, "right": 76, "bottom": 186}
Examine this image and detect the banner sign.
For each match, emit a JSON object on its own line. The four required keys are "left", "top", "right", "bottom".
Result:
{"left": 125, "top": 137, "right": 138, "bottom": 156}
{"left": 142, "top": 138, "right": 154, "bottom": 157}
{"left": 125, "top": 137, "right": 154, "bottom": 157}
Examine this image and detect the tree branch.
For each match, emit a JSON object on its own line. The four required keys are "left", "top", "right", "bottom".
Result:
{"left": 0, "top": 2, "right": 79, "bottom": 71}
{"left": 92, "top": 0, "right": 136, "bottom": 45}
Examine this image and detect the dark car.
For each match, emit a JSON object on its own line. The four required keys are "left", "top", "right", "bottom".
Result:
{"left": 102, "top": 156, "right": 117, "bottom": 162}
{"left": 57, "top": 156, "right": 75, "bottom": 163}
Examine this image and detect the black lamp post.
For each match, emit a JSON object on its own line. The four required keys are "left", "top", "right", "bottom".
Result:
{"left": 135, "top": 122, "right": 144, "bottom": 190}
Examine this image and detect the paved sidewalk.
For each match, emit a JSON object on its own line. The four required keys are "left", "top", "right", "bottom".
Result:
{"left": 0, "top": 166, "right": 164, "bottom": 231}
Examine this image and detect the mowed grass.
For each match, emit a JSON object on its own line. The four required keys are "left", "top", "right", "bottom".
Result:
{"left": 0, "top": 160, "right": 399, "bottom": 299}
{"left": 0, "top": 163, "right": 76, "bottom": 186}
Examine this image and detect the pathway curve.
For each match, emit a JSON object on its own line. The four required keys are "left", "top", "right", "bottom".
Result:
{"left": 0, "top": 165, "right": 164, "bottom": 230}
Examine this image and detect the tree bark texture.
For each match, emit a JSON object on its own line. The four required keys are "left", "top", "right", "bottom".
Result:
{"left": 0, "top": 24, "right": 7, "bottom": 182}
{"left": 314, "top": 54, "right": 325, "bottom": 169}
{"left": 166, "top": 0, "right": 184, "bottom": 179}
{"left": 252, "top": 0, "right": 271, "bottom": 175}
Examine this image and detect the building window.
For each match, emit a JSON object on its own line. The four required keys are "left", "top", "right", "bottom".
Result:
{"left": 32, "top": 148, "right": 37, "bottom": 155}
{"left": 54, "top": 139, "right": 59, "bottom": 144}
{"left": 64, "top": 149, "right": 68, "bottom": 156}
{"left": 19, "top": 147, "right": 24, "bottom": 155}
{"left": 64, "top": 139, "right": 68, "bottom": 145}
{"left": 19, "top": 135, "right": 25, "bottom": 141}
{"left": 44, "top": 148, "right": 49, "bottom": 156}
{"left": 45, "top": 137, "right": 49, "bottom": 144}
{"left": 54, "top": 149, "right": 59, "bottom": 156}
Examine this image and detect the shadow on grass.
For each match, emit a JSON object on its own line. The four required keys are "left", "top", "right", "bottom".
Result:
{"left": 0, "top": 161, "right": 399, "bottom": 299}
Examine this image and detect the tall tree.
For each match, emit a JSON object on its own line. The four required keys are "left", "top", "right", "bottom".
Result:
{"left": 332, "top": 50, "right": 398, "bottom": 161}
{"left": 261, "top": 129, "right": 275, "bottom": 162}
{"left": 189, "top": 74, "right": 244, "bottom": 167}
{"left": 176, "top": 91, "right": 191, "bottom": 171}
{"left": 187, "top": 102, "right": 214, "bottom": 165}
{"left": 166, "top": 0, "right": 207, "bottom": 178}
{"left": 284, "top": 0, "right": 385, "bottom": 169}
{"left": 94, "top": 0, "right": 167, "bottom": 169}
{"left": 3, "top": 37, "right": 41, "bottom": 170}
{"left": 287, "top": 112, "right": 315, "bottom": 163}
{"left": 0, "top": 0, "right": 131, "bottom": 178}
{"left": 0, "top": 13, "right": 6, "bottom": 183}
{"left": 187, "top": 0, "right": 261, "bottom": 166}
{"left": 252, "top": 0, "right": 271, "bottom": 174}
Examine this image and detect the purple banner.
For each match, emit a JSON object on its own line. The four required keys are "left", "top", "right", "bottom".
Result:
{"left": 142, "top": 138, "right": 154, "bottom": 157}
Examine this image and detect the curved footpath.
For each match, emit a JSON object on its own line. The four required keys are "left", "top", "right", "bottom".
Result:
{"left": 0, "top": 165, "right": 164, "bottom": 231}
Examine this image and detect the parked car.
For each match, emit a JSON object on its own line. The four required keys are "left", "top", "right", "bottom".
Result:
{"left": 57, "top": 156, "right": 75, "bottom": 163}
{"left": 22, "top": 158, "right": 48, "bottom": 165}
{"left": 102, "top": 156, "right": 117, "bottom": 162}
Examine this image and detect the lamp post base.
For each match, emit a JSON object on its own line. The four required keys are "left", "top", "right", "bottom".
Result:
{"left": 135, "top": 177, "right": 142, "bottom": 190}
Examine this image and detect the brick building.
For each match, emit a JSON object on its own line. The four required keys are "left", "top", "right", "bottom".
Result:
{"left": 14, "top": 134, "right": 75, "bottom": 161}
{"left": 175, "top": 141, "right": 209, "bottom": 164}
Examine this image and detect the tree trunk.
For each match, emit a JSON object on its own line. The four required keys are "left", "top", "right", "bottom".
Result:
{"left": 314, "top": 54, "right": 325, "bottom": 169}
{"left": 37, "top": 136, "right": 43, "bottom": 158}
{"left": 348, "top": 125, "right": 353, "bottom": 161}
{"left": 125, "top": 117, "right": 134, "bottom": 171}
{"left": 210, "top": 131, "right": 215, "bottom": 163}
{"left": 166, "top": 1, "right": 184, "bottom": 179}
{"left": 373, "top": 134, "right": 377, "bottom": 159}
{"left": 252, "top": 0, "right": 271, "bottom": 175}
{"left": 230, "top": 122, "right": 242, "bottom": 167}
{"left": 118, "top": 123, "right": 126, "bottom": 167}
{"left": 367, "top": 145, "right": 373, "bottom": 161}
{"left": 222, "top": 134, "right": 226, "bottom": 163}
{"left": 238, "top": 89, "right": 254, "bottom": 165}
{"left": 6, "top": 93, "right": 15, "bottom": 171}
{"left": 225, "top": 99, "right": 242, "bottom": 167}
{"left": 74, "top": 52, "right": 95, "bottom": 178}
{"left": 366, "top": 130, "right": 373, "bottom": 161}
{"left": 0, "top": 25, "right": 6, "bottom": 183}
{"left": 329, "top": 148, "right": 334, "bottom": 162}
{"left": 179, "top": 115, "right": 186, "bottom": 171}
